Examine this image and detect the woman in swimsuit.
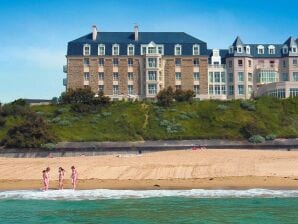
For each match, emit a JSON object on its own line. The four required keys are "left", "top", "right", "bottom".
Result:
{"left": 42, "top": 170, "right": 47, "bottom": 191}
{"left": 71, "top": 166, "right": 78, "bottom": 190}
{"left": 58, "top": 167, "right": 65, "bottom": 190}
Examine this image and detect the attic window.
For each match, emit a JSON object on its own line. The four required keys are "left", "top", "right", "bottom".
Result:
{"left": 127, "top": 44, "right": 134, "bottom": 56}
{"left": 257, "top": 45, "right": 264, "bottom": 54}
{"left": 193, "top": 44, "right": 200, "bottom": 55}
{"left": 98, "top": 44, "right": 105, "bottom": 56}
{"left": 283, "top": 46, "right": 288, "bottom": 54}
{"left": 112, "top": 44, "right": 120, "bottom": 55}
{"left": 83, "top": 44, "right": 91, "bottom": 56}
{"left": 237, "top": 46, "right": 242, "bottom": 53}
{"left": 175, "top": 44, "right": 182, "bottom": 56}
{"left": 246, "top": 46, "right": 250, "bottom": 54}
{"left": 292, "top": 47, "right": 297, "bottom": 53}
{"left": 268, "top": 45, "right": 275, "bottom": 54}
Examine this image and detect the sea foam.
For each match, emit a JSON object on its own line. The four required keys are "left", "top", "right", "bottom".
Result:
{"left": 0, "top": 189, "right": 298, "bottom": 200}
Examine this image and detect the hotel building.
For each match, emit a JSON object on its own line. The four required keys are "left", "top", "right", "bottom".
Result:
{"left": 64, "top": 25, "right": 298, "bottom": 99}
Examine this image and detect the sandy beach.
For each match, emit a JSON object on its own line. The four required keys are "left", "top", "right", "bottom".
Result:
{"left": 0, "top": 149, "right": 298, "bottom": 190}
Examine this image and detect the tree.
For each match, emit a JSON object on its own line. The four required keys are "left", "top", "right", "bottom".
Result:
{"left": 1, "top": 112, "right": 56, "bottom": 148}
{"left": 156, "top": 87, "right": 174, "bottom": 107}
{"left": 174, "top": 89, "right": 195, "bottom": 102}
{"left": 59, "top": 88, "right": 94, "bottom": 104}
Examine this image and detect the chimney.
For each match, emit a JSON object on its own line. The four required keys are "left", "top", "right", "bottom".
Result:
{"left": 134, "top": 24, "right": 139, "bottom": 41}
{"left": 92, "top": 25, "right": 97, "bottom": 41}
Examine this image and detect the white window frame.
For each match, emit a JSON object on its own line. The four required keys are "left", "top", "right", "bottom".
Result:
{"left": 268, "top": 45, "right": 275, "bottom": 54}
{"left": 283, "top": 46, "right": 288, "bottom": 54}
{"left": 98, "top": 44, "right": 105, "bottom": 56}
{"left": 193, "top": 44, "right": 200, "bottom": 55}
{"left": 83, "top": 44, "right": 91, "bottom": 56}
{"left": 292, "top": 46, "right": 297, "bottom": 53}
{"left": 257, "top": 45, "right": 264, "bottom": 54}
{"left": 141, "top": 45, "right": 147, "bottom": 55}
{"left": 229, "top": 46, "right": 234, "bottom": 54}
{"left": 157, "top": 45, "right": 164, "bottom": 55}
{"left": 237, "top": 45, "right": 243, "bottom": 53}
{"left": 174, "top": 44, "right": 182, "bottom": 56}
{"left": 112, "top": 44, "right": 120, "bottom": 56}
{"left": 127, "top": 44, "right": 135, "bottom": 56}
{"left": 246, "top": 46, "right": 250, "bottom": 54}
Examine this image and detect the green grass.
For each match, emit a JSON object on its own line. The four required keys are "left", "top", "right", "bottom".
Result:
{"left": 1, "top": 97, "right": 298, "bottom": 142}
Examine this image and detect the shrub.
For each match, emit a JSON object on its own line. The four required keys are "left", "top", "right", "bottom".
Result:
{"left": 249, "top": 135, "right": 265, "bottom": 144}
{"left": 94, "top": 90, "right": 111, "bottom": 105}
{"left": 0, "top": 116, "right": 5, "bottom": 127}
{"left": 174, "top": 89, "right": 195, "bottom": 102}
{"left": 217, "top": 104, "right": 228, "bottom": 111}
{"left": 1, "top": 100, "right": 30, "bottom": 117}
{"left": 160, "top": 119, "right": 183, "bottom": 133}
{"left": 101, "top": 112, "right": 112, "bottom": 117}
{"left": 1, "top": 113, "right": 56, "bottom": 148}
{"left": 60, "top": 88, "right": 95, "bottom": 104}
{"left": 265, "top": 134, "right": 276, "bottom": 141}
{"left": 71, "top": 104, "right": 99, "bottom": 113}
{"left": 156, "top": 87, "right": 174, "bottom": 107}
{"left": 241, "top": 121, "right": 267, "bottom": 138}
{"left": 240, "top": 101, "right": 256, "bottom": 111}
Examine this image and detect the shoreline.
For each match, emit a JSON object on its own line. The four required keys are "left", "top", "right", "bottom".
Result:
{"left": 1, "top": 176, "right": 298, "bottom": 190}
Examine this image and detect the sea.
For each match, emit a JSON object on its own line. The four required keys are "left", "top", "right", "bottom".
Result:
{"left": 0, "top": 189, "right": 298, "bottom": 223}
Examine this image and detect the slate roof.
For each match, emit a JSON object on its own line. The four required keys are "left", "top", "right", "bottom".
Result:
{"left": 283, "top": 36, "right": 297, "bottom": 47}
{"left": 67, "top": 32, "right": 208, "bottom": 56}
{"left": 232, "top": 36, "right": 244, "bottom": 46}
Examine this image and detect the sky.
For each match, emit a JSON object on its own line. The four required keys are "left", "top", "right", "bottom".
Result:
{"left": 0, "top": 0, "right": 297, "bottom": 103}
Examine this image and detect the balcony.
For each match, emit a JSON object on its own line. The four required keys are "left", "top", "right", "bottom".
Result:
{"left": 63, "top": 65, "right": 67, "bottom": 73}
{"left": 208, "top": 64, "right": 226, "bottom": 69}
{"left": 63, "top": 78, "right": 67, "bottom": 86}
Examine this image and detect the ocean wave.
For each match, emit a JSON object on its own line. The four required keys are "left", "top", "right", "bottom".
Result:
{"left": 0, "top": 189, "right": 298, "bottom": 200}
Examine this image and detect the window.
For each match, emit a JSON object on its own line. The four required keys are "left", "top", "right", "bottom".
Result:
{"left": 83, "top": 44, "right": 90, "bottom": 56}
{"left": 98, "top": 44, "right": 105, "bottom": 55}
{"left": 113, "top": 72, "right": 119, "bottom": 81}
{"left": 141, "top": 46, "right": 147, "bottom": 55}
{"left": 246, "top": 46, "right": 250, "bottom": 54}
{"left": 175, "top": 72, "right": 181, "bottom": 80}
{"left": 283, "top": 46, "right": 288, "bottom": 54}
{"left": 148, "top": 47, "right": 156, "bottom": 54}
{"left": 282, "top": 73, "right": 288, "bottom": 81}
{"left": 238, "top": 72, "right": 244, "bottom": 82}
{"left": 148, "top": 71, "right": 157, "bottom": 80}
{"left": 209, "top": 85, "right": 214, "bottom": 94}
{"left": 248, "top": 73, "right": 253, "bottom": 82}
{"left": 248, "top": 60, "right": 252, "bottom": 67}
{"left": 175, "top": 44, "right": 182, "bottom": 55}
{"left": 113, "top": 58, "right": 118, "bottom": 67}
{"left": 208, "top": 72, "right": 213, "bottom": 82}
{"left": 293, "top": 72, "right": 298, "bottom": 81}
{"left": 128, "top": 72, "right": 134, "bottom": 81}
{"left": 98, "top": 58, "right": 104, "bottom": 66}
{"left": 193, "top": 72, "right": 199, "bottom": 81}
{"left": 237, "top": 46, "right": 242, "bottom": 53}
{"left": 221, "top": 85, "right": 226, "bottom": 94}
{"left": 113, "top": 85, "right": 119, "bottom": 95}
{"left": 83, "top": 58, "right": 89, "bottom": 66}
{"left": 258, "top": 45, "right": 264, "bottom": 54}
{"left": 228, "top": 73, "right": 233, "bottom": 82}
{"left": 127, "top": 45, "right": 134, "bottom": 55}
{"left": 228, "top": 60, "right": 233, "bottom": 68}
{"left": 98, "top": 85, "right": 104, "bottom": 92}
{"left": 148, "top": 58, "right": 157, "bottom": 68}
{"left": 128, "top": 85, "right": 133, "bottom": 95}
{"left": 128, "top": 58, "right": 133, "bottom": 67}
{"left": 193, "top": 44, "right": 200, "bottom": 55}
{"left": 229, "top": 47, "right": 234, "bottom": 54}
{"left": 98, "top": 72, "right": 104, "bottom": 80}
{"left": 148, "top": 84, "right": 157, "bottom": 95}
{"left": 290, "top": 88, "right": 298, "bottom": 97}
{"left": 193, "top": 58, "right": 199, "bottom": 67}
{"left": 238, "top": 59, "right": 243, "bottom": 66}
{"left": 248, "top": 85, "right": 253, "bottom": 94}
{"left": 194, "top": 85, "right": 200, "bottom": 94}
{"left": 84, "top": 72, "right": 90, "bottom": 81}
{"left": 292, "top": 47, "right": 297, "bottom": 53}
{"left": 221, "top": 72, "right": 226, "bottom": 82}
{"left": 283, "top": 60, "right": 286, "bottom": 68}
{"left": 214, "top": 85, "right": 221, "bottom": 95}
{"left": 158, "top": 46, "right": 164, "bottom": 55}
{"left": 228, "top": 85, "right": 234, "bottom": 95}
{"left": 175, "top": 58, "right": 181, "bottom": 66}
{"left": 293, "top": 59, "right": 298, "bottom": 65}
{"left": 257, "top": 70, "right": 278, "bottom": 84}
{"left": 112, "top": 44, "right": 119, "bottom": 55}
{"left": 214, "top": 72, "right": 220, "bottom": 82}
{"left": 176, "top": 85, "right": 181, "bottom": 90}
{"left": 268, "top": 45, "right": 275, "bottom": 54}
{"left": 238, "top": 85, "right": 244, "bottom": 95}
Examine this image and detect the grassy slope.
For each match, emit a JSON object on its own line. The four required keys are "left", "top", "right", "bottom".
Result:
{"left": 0, "top": 97, "right": 298, "bottom": 142}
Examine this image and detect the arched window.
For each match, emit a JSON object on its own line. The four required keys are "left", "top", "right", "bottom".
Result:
{"left": 98, "top": 44, "right": 105, "bottom": 56}
{"left": 174, "top": 44, "right": 182, "bottom": 55}
{"left": 83, "top": 44, "right": 91, "bottom": 56}
{"left": 112, "top": 44, "right": 120, "bottom": 55}
{"left": 257, "top": 45, "right": 264, "bottom": 54}
{"left": 268, "top": 45, "right": 275, "bottom": 54}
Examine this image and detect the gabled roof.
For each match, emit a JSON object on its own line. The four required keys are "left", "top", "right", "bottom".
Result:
{"left": 232, "top": 36, "right": 244, "bottom": 46}
{"left": 283, "top": 36, "right": 297, "bottom": 47}
{"left": 70, "top": 32, "right": 206, "bottom": 44}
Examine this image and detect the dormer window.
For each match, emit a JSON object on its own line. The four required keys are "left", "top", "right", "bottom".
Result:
{"left": 283, "top": 46, "right": 288, "bottom": 54}
{"left": 175, "top": 44, "right": 182, "bottom": 55}
{"left": 127, "top": 44, "right": 134, "bottom": 56}
{"left": 98, "top": 44, "right": 105, "bottom": 56}
{"left": 158, "top": 45, "right": 164, "bottom": 55}
{"left": 246, "top": 46, "right": 250, "bottom": 54}
{"left": 291, "top": 47, "right": 297, "bottom": 53}
{"left": 141, "top": 45, "right": 147, "bottom": 55}
{"left": 193, "top": 44, "right": 200, "bottom": 55}
{"left": 257, "top": 45, "right": 264, "bottom": 54}
{"left": 229, "top": 47, "right": 234, "bottom": 54}
{"left": 148, "top": 46, "right": 157, "bottom": 54}
{"left": 237, "top": 46, "right": 243, "bottom": 53}
{"left": 112, "top": 44, "right": 120, "bottom": 55}
{"left": 83, "top": 44, "right": 91, "bottom": 56}
{"left": 268, "top": 45, "right": 275, "bottom": 54}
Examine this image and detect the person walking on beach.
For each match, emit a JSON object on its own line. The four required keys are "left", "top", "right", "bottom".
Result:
{"left": 71, "top": 166, "right": 78, "bottom": 190}
{"left": 42, "top": 167, "right": 50, "bottom": 191}
{"left": 58, "top": 167, "right": 65, "bottom": 190}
